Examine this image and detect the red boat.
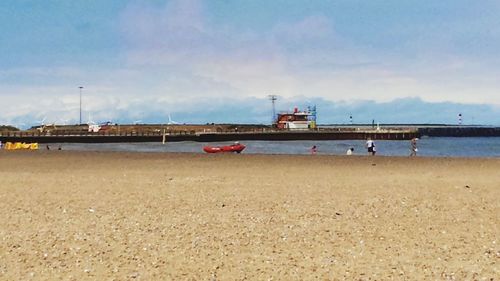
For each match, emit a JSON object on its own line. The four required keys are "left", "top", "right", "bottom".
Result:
{"left": 203, "top": 143, "right": 246, "bottom": 153}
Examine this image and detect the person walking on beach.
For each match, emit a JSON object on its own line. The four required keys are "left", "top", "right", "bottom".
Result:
{"left": 410, "top": 138, "right": 418, "bottom": 156}
{"left": 366, "top": 138, "right": 376, "bottom": 156}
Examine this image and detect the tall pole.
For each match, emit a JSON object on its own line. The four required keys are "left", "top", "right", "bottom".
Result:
{"left": 268, "top": 95, "right": 277, "bottom": 125}
{"left": 79, "top": 86, "right": 83, "bottom": 125}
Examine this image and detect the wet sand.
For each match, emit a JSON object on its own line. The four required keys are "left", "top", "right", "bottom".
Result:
{"left": 0, "top": 151, "right": 499, "bottom": 280}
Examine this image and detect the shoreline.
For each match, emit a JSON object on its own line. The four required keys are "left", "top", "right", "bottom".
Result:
{"left": 2, "top": 147, "right": 500, "bottom": 160}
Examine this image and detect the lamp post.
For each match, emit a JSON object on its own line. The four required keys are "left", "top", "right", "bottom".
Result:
{"left": 79, "top": 86, "right": 83, "bottom": 125}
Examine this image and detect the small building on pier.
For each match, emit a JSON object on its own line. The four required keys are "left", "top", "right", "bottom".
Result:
{"left": 276, "top": 106, "right": 316, "bottom": 130}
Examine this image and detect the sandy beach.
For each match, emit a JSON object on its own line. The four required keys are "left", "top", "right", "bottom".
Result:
{"left": 0, "top": 151, "right": 498, "bottom": 280}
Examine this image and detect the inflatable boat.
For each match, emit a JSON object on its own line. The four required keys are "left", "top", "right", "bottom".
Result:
{"left": 203, "top": 143, "right": 246, "bottom": 153}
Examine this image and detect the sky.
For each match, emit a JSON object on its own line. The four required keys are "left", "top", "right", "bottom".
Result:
{"left": 1, "top": 0, "right": 499, "bottom": 127}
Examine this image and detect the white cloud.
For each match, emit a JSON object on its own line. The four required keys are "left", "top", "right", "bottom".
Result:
{"left": 116, "top": 1, "right": 500, "bottom": 105}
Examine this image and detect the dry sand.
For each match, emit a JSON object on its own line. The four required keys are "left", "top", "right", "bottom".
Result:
{"left": 0, "top": 151, "right": 498, "bottom": 280}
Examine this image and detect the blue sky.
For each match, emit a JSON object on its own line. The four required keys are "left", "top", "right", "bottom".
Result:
{"left": 1, "top": 0, "right": 499, "bottom": 127}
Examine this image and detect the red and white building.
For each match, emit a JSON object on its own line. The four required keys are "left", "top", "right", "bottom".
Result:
{"left": 275, "top": 107, "right": 315, "bottom": 130}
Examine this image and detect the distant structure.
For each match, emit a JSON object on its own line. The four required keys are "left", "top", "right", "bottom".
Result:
{"left": 88, "top": 124, "right": 101, "bottom": 133}
{"left": 79, "top": 86, "right": 84, "bottom": 125}
{"left": 275, "top": 106, "right": 316, "bottom": 130}
{"left": 167, "top": 114, "right": 179, "bottom": 125}
{"left": 307, "top": 105, "right": 317, "bottom": 128}
{"left": 268, "top": 95, "right": 278, "bottom": 125}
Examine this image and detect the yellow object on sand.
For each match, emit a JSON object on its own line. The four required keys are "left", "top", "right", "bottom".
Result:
{"left": 4, "top": 142, "right": 13, "bottom": 150}
{"left": 3, "top": 142, "right": 39, "bottom": 150}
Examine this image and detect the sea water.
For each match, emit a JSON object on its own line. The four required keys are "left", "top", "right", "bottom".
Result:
{"left": 48, "top": 137, "right": 500, "bottom": 158}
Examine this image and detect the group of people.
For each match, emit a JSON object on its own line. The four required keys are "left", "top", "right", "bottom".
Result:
{"left": 310, "top": 137, "right": 419, "bottom": 156}
{"left": 363, "top": 137, "right": 419, "bottom": 156}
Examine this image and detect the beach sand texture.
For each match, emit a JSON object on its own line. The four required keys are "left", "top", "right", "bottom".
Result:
{"left": 0, "top": 151, "right": 499, "bottom": 280}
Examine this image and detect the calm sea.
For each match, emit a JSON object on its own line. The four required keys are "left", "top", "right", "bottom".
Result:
{"left": 48, "top": 137, "right": 500, "bottom": 158}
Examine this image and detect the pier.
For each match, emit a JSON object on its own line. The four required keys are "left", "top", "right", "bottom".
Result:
{"left": 2, "top": 124, "right": 498, "bottom": 144}
{"left": 417, "top": 126, "right": 500, "bottom": 137}
{"left": 0, "top": 128, "right": 417, "bottom": 143}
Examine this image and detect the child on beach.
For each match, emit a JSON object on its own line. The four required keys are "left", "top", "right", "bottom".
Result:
{"left": 310, "top": 145, "right": 317, "bottom": 155}
{"left": 346, "top": 147, "right": 354, "bottom": 155}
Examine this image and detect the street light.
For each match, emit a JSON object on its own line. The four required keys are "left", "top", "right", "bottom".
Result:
{"left": 79, "top": 86, "right": 83, "bottom": 125}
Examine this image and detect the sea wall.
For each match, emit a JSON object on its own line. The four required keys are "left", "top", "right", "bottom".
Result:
{"left": 418, "top": 127, "right": 500, "bottom": 137}
{"left": 3, "top": 127, "right": 499, "bottom": 143}
{"left": 0, "top": 130, "right": 417, "bottom": 143}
